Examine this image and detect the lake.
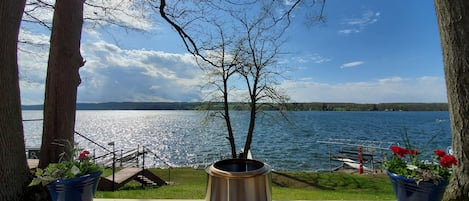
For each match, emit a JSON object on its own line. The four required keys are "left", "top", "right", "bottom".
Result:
{"left": 22, "top": 110, "right": 451, "bottom": 171}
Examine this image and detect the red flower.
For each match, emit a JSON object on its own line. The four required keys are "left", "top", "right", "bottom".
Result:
{"left": 439, "top": 154, "right": 457, "bottom": 168}
{"left": 408, "top": 149, "right": 420, "bottom": 155}
{"left": 391, "top": 146, "right": 410, "bottom": 157}
{"left": 434, "top": 149, "right": 446, "bottom": 157}
{"left": 79, "top": 150, "right": 90, "bottom": 161}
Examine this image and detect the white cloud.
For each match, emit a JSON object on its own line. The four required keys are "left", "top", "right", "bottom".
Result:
{"left": 283, "top": 0, "right": 296, "bottom": 6}
{"left": 23, "top": 0, "right": 54, "bottom": 26}
{"left": 338, "top": 29, "right": 359, "bottom": 34}
{"left": 286, "top": 54, "right": 331, "bottom": 66}
{"left": 78, "top": 40, "right": 204, "bottom": 103}
{"left": 18, "top": 31, "right": 204, "bottom": 104}
{"left": 84, "top": 0, "right": 154, "bottom": 31}
{"left": 18, "top": 31, "right": 447, "bottom": 105}
{"left": 311, "top": 54, "right": 331, "bottom": 64}
{"left": 19, "top": 80, "right": 45, "bottom": 105}
{"left": 280, "top": 76, "right": 447, "bottom": 103}
{"left": 345, "top": 11, "right": 380, "bottom": 26}
{"left": 19, "top": 30, "right": 49, "bottom": 46}
{"left": 18, "top": 30, "right": 50, "bottom": 105}
{"left": 22, "top": 0, "right": 154, "bottom": 38}
{"left": 339, "top": 10, "right": 380, "bottom": 34}
{"left": 340, "top": 61, "right": 364, "bottom": 68}
{"left": 378, "top": 76, "right": 404, "bottom": 84}
{"left": 17, "top": 27, "right": 444, "bottom": 105}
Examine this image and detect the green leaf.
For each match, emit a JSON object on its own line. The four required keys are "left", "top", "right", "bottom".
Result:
{"left": 71, "top": 165, "right": 81, "bottom": 176}
{"left": 28, "top": 178, "right": 42, "bottom": 187}
{"left": 34, "top": 168, "right": 43, "bottom": 177}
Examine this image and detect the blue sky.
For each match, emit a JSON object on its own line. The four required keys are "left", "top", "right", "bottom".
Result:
{"left": 18, "top": 0, "right": 447, "bottom": 105}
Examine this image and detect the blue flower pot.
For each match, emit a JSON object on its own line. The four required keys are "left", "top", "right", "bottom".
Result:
{"left": 47, "top": 171, "right": 102, "bottom": 201}
{"left": 387, "top": 171, "right": 448, "bottom": 201}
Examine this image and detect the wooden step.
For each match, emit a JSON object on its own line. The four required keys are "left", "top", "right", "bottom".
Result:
{"left": 98, "top": 167, "right": 167, "bottom": 191}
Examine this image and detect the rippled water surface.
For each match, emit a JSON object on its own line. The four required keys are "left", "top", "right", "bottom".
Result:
{"left": 23, "top": 110, "right": 451, "bottom": 171}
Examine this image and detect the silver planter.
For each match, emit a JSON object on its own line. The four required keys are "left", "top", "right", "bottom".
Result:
{"left": 205, "top": 159, "right": 272, "bottom": 201}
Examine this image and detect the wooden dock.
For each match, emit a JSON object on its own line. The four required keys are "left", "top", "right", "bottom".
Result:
{"left": 100, "top": 147, "right": 147, "bottom": 168}
{"left": 98, "top": 167, "right": 167, "bottom": 191}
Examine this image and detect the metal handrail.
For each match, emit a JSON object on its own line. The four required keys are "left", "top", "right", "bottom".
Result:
{"left": 75, "top": 131, "right": 112, "bottom": 153}
{"left": 143, "top": 147, "right": 172, "bottom": 167}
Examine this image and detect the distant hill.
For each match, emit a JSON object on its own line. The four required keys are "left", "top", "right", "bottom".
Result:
{"left": 22, "top": 102, "right": 202, "bottom": 110}
{"left": 22, "top": 102, "right": 448, "bottom": 111}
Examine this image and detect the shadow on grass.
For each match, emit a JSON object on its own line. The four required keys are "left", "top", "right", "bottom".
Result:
{"left": 272, "top": 171, "right": 335, "bottom": 190}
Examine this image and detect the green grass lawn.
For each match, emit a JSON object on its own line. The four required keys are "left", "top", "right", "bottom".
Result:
{"left": 95, "top": 168, "right": 396, "bottom": 200}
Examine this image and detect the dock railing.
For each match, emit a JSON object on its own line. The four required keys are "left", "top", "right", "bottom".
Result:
{"left": 75, "top": 131, "right": 173, "bottom": 190}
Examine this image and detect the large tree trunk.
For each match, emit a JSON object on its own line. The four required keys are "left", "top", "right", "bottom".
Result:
{"left": 39, "top": 0, "right": 85, "bottom": 168}
{"left": 434, "top": 1, "right": 469, "bottom": 200}
{"left": 0, "top": 0, "right": 29, "bottom": 200}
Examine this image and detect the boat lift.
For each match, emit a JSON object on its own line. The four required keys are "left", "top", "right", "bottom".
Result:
{"left": 317, "top": 138, "right": 397, "bottom": 174}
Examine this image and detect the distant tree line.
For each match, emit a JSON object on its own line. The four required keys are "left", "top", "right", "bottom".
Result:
{"left": 283, "top": 102, "right": 449, "bottom": 111}
{"left": 22, "top": 102, "right": 448, "bottom": 111}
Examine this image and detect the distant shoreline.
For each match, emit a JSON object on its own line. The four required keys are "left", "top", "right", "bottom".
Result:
{"left": 22, "top": 102, "right": 448, "bottom": 111}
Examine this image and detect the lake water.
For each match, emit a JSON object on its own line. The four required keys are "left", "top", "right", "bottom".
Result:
{"left": 22, "top": 110, "right": 451, "bottom": 171}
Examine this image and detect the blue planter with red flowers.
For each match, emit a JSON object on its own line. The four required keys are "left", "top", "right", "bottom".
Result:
{"left": 387, "top": 171, "right": 448, "bottom": 201}
{"left": 47, "top": 171, "right": 102, "bottom": 201}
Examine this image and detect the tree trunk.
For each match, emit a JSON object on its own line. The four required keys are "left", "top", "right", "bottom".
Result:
{"left": 0, "top": 0, "right": 29, "bottom": 200}
{"left": 242, "top": 94, "right": 257, "bottom": 159}
{"left": 39, "top": 0, "right": 85, "bottom": 168}
{"left": 223, "top": 89, "right": 237, "bottom": 159}
{"left": 434, "top": 1, "right": 469, "bottom": 200}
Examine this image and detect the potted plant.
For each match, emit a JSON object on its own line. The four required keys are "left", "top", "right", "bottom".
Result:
{"left": 29, "top": 149, "right": 103, "bottom": 201}
{"left": 383, "top": 145, "right": 457, "bottom": 201}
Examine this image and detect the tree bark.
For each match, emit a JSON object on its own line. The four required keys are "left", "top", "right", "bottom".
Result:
{"left": 434, "top": 1, "right": 469, "bottom": 200}
{"left": 223, "top": 82, "right": 237, "bottom": 158}
{"left": 39, "top": 0, "right": 85, "bottom": 168}
{"left": 0, "top": 0, "right": 29, "bottom": 200}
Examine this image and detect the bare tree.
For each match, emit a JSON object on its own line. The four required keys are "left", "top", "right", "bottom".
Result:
{"left": 235, "top": 11, "right": 291, "bottom": 158}
{"left": 196, "top": 22, "right": 245, "bottom": 158}
{"left": 157, "top": 0, "right": 306, "bottom": 60}
{"left": 158, "top": 0, "right": 323, "bottom": 158}
{"left": 0, "top": 0, "right": 30, "bottom": 200}
{"left": 434, "top": 1, "right": 469, "bottom": 200}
